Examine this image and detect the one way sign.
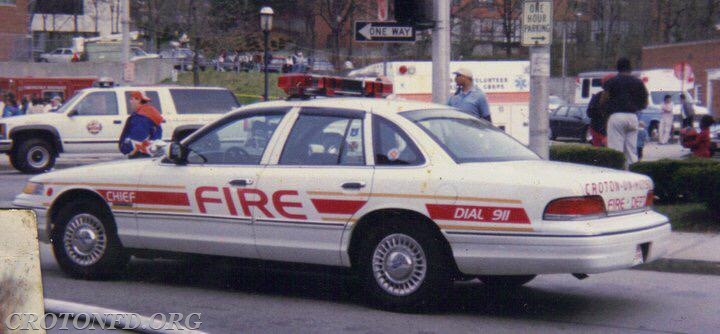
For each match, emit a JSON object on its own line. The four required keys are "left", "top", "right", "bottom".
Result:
{"left": 354, "top": 21, "right": 416, "bottom": 43}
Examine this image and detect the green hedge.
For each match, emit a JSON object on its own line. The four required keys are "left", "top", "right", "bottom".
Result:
{"left": 630, "top": 159, "right": 720, "bottom": 214}
{"left": 549, "top": 144, "right": 625, "bottom": 170}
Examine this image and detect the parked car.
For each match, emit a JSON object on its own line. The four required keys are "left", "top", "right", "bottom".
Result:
{"left": 0, "top": 85, "right": 239, "bottom": 173}
{"left": 38, "top": 48, "right": 76, "bottom": 63}
{"left": 159, "top": 48, "right": 207, "bottom": 71}
{"left": 549, "top": 104, "right": 591, "bottom": 142}
{"left": 548, "top": 95, "right": 567, "bottom": 112}
{"left": 309, "top": 58, "right": 336, "bottom": 74}
{"left": 260, "top": 56, "right": 289, "bottom": 73}
{"left": 130, "top": 47, "right": 159, "bottom": 61}
{"left": 13, "top": 95, "right": 670, "bottom": 311}
{"left": 637, "top": 106, "right": 664, "bottom": 141}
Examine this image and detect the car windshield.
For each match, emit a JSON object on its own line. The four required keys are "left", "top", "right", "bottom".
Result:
{"left": 402, "top": 109, "right": 539, "bottom": 163}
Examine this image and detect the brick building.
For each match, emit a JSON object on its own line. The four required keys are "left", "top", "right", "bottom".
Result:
{"left": 0, "top": 0, "right": 30, "bottom": 61}
{"left": 642, "top": 39, "right": 720, "bottom": 117}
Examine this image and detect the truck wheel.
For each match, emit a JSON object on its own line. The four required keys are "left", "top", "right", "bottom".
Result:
{"left": 12, "top": 138, "right": 57, "bottom": 174}
{"left": 357, "top": 220, "right": 452, "bottom": 311}
{"left": 52, "top": 199, "right": 129, "bottom": 280}
{"left": 478, "top": 275, "right": 536, "bottom": 288}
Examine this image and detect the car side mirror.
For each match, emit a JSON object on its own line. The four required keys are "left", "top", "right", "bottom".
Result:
{"left": 67, "top": 109, "right": 78, "bottom": 117}
{"left": 165, "top": 141, "right": 188, "bottom": 165}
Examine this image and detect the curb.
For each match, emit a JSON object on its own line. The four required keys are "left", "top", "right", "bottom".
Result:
{"left": 633, "top": 258, "right": 720, "bottom": 276}
{"left": 44, "top": 299, "right": 209, "bottom": 334}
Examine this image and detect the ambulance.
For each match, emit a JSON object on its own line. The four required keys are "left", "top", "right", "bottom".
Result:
{"left": 349, "top": 61, "right": 531, "bottom": 144}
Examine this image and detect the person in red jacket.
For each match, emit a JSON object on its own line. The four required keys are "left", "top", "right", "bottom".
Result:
{"left": 119, "top": 91, "right": 164, "bottom": 159}
{"left": 685, "top": 115, "right": 715, "bottom": 158}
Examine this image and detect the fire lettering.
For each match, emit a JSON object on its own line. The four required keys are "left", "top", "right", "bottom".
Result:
{"left": 196, "top": 186, "right": 222, "bottom": 213}
{"left": 222, "top": 187, "right": 238, "bottom": 216}
{"left": 273, "top": 190, "right": 307, "bottom": 220}
{"left": 237, "top": 189, "right": 274, "bottom": 218}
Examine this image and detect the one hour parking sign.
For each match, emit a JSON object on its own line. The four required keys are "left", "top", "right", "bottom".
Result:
{"left": 521, "top": 0, "right": 553, "bottom": 46}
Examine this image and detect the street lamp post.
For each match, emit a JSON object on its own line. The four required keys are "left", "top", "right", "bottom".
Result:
{"left": 260, "top": 6, "right": 274, "bottom": 101}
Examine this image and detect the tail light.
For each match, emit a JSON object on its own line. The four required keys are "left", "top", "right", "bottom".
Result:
{"left": 645, "top": 190, "right": 654, "bottom": 207}
{"left": 543, "top": 195, "right": 606, "bottom": 221}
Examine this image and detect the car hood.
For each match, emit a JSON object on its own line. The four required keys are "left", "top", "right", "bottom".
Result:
{"left": 451, "top": 160, "right": 653, "bottom": 219}
{"left": 29, "top": 158, "right": 156, "bottom": 185}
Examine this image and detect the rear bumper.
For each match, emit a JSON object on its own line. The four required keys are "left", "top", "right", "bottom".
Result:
{"left": 445, "top": 214, "right": 671, "bottom": 276}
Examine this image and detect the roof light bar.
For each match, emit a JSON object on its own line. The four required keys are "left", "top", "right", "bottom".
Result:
{"left": 278, "top": 73, "right": 393, "bottom": 99}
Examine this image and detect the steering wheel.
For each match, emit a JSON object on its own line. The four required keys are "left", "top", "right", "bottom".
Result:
{"left": 224, "top": 147, "right": 250, "bottom": 163}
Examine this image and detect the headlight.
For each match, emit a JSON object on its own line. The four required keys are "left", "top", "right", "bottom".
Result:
{"left": 22, "top": 182, "right": 45, "bottom": 196}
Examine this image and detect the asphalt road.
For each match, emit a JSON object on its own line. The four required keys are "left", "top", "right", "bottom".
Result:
{"left": 2, "top": 154, "right": 720, "bottom": 333}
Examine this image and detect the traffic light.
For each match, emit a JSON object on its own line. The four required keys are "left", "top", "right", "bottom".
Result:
{"left": 394, "top": 0, "right": 434, "bottom": 29}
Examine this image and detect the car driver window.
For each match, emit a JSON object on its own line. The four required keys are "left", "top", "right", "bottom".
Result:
{"left": 373, "top": 116, "right": 423, "bottom": 166}
{"left": 185, "top": 114, "right": 283, "bottom": 165}
{"left": 76, "top": 92, "right": 118, "bottom": 116}
{"left": 279, "top": 114, "right": 365, "bottom": 166}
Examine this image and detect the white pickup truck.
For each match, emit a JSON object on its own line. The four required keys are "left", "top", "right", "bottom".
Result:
{"left": 0, "top": 85, "right": 239, "bottom": 173}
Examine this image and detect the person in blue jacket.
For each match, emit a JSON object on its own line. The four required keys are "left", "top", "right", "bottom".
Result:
{"left": 119, "top": 91, "right": 164, "bottom": 159}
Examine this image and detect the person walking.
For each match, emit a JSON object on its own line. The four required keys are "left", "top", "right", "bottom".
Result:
{"left": 680, "top": 94, "right": 695, "bottom": 128}
{"left": 447, "top": 68, "right": 491, "bottom": 122}
{"left": 119, "top": 91, "right": 164, "bottom": 159}
{"left": 637, "top": 121, "right": 648, "bottom": 160}
{"left": 45, "top": 96, "right": 63, "bottom": 112}
{"left": 2, "top": 93, "right": 20, "bottom": 118}
{"left": 658, "top": 94, "right": 673, "bottom": 144}
{"left": 586, "top": 74, "right": 615, "bottom": 147}
{"left": 603, "top": 57, "right": 648, "bottom": 169}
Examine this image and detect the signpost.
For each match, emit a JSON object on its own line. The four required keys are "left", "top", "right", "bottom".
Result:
{"left": 354, "top": 21, "right": 416, "bottom": 43}
{"left": 522, "top": 0, "right": 553, "bottom": 159}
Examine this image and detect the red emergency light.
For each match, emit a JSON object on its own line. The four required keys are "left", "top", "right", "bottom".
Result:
{"left": 278, "top": 73, "right": 393, "bottom": 99}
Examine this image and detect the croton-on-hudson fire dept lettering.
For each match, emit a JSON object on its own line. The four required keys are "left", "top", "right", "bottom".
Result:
{"left": 195, "top": 186, "right": 306, "bottom": 219}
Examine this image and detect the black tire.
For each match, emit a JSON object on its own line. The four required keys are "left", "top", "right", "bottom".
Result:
{"left": 356, "top": 219, "right": 452, "bottom": 311}
{"left": 11, "top": 138, "right": 57, "bottom": 174}
{"left": 478, "top": 275, "right": 536, "bottom": 288}
{"left": 52, "top": 199, "right": 129, "bottom": 280}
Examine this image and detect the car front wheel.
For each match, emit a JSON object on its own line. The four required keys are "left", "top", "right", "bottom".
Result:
{"left": 11, "top": 138, "right": 57, "bottom": 173}
{"left": 52, "top": 199, "right": 129, "bottom": 279}
{"left": 357, "top": 221, "right": 452, "bottom": 311}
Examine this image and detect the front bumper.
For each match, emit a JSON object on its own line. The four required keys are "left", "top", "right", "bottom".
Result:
{"left": 445, "top": 212, "right": 671, "bottom": 276}
{"left": 13, "top": 197, "right": 50, "bottom": 243}
{"left": 0, "top": 139, "right": 12, "bottom": 153}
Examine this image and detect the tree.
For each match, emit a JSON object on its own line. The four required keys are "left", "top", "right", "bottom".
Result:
{"left": 317, "top": 0, "right": 357, "bottom": 66}
{"left": 494, "top": 0, "right": 522, "bottom": 57}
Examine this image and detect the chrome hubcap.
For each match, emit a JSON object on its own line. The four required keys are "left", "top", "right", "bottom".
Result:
{"left": 63, "top": 213, "right": 107, "bottom": 266}
{"left": 372, "top": 233, "right": 426, "bottom": 296}
{"left": 27, "top": 146, "right": 50, "bottom": 168}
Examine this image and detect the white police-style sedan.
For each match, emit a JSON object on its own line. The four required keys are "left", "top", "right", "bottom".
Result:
{"left": 15, "top": 98, "right": 670, "bottom": 310}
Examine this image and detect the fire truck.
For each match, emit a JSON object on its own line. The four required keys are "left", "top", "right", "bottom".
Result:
{"left": 0, "top": 77, "right": 97, "bottom": 102}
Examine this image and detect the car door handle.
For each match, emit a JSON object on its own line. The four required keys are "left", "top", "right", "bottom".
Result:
{"left": 342, "top": 181, "right": 365, "bottom": 190}
{"left": 113, "top": 120, "right": 122, "bottom": 124}
{"left": 229, "top": 179, "right": 254, "bottom": 187}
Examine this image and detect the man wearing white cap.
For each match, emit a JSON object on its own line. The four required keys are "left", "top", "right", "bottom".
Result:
{"left": 447, "top": 68, "right": 491, "bottom": 122}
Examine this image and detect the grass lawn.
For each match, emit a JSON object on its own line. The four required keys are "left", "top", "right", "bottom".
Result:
{"left": 164, "top": 71, "right": 287, "bottom": 104}
{"left": 654, "top": 203, "right": 720, "bottom": 232}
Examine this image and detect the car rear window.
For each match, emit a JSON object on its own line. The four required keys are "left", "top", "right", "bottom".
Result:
{"left": 170, "top": 89, "right": 240, "bottom": 114}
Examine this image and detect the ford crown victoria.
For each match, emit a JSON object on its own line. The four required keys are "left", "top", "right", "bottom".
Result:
{"left": 14, "top": 98, "right": 670, "bottom": 310}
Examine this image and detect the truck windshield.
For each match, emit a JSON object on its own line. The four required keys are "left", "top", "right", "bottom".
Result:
{"left": 402, "top": 109, "right": 539, "bottom": 163}
{"left": 51, "top": 93, "right": 83, "bottom": 113}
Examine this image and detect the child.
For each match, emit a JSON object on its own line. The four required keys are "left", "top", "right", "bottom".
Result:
{"left": 684, "top": 115, "right": 715, "bottom": 158}
{"left": 637, "top": 121, "right": 648, "bottom": 160}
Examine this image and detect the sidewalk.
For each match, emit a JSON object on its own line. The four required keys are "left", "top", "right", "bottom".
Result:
{"left": 636, "top": 232, "right": 720, "bottom": 276}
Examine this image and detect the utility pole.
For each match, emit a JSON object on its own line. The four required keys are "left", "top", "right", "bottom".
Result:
{"left": 432, "top": 0, "right": 450, "bottom": 104}
{"left": 121, "top": 0, "right": 130, "bottom": 84}
{"left": 522, "top": 0, "right": 552, "bottom": 159}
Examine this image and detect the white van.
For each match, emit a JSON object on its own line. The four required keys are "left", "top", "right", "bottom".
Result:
{"left": 575, "top": 69, "right": 708, "bottom": 122}
{"left": 349, "top": 61, "right": 531, "bottom": 144}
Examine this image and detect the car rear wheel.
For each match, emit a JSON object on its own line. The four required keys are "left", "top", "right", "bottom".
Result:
{"left": 357, "top": 220, "right": 452, "bottom": 311}
{"left": 52, "top": 199, "right": 128, "bottom": 280}
{"left": 11, "top": 138, "right": 57, "bottom": 174}
{"left": 478, "top": 275, "right": 536, "bottom": 288}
